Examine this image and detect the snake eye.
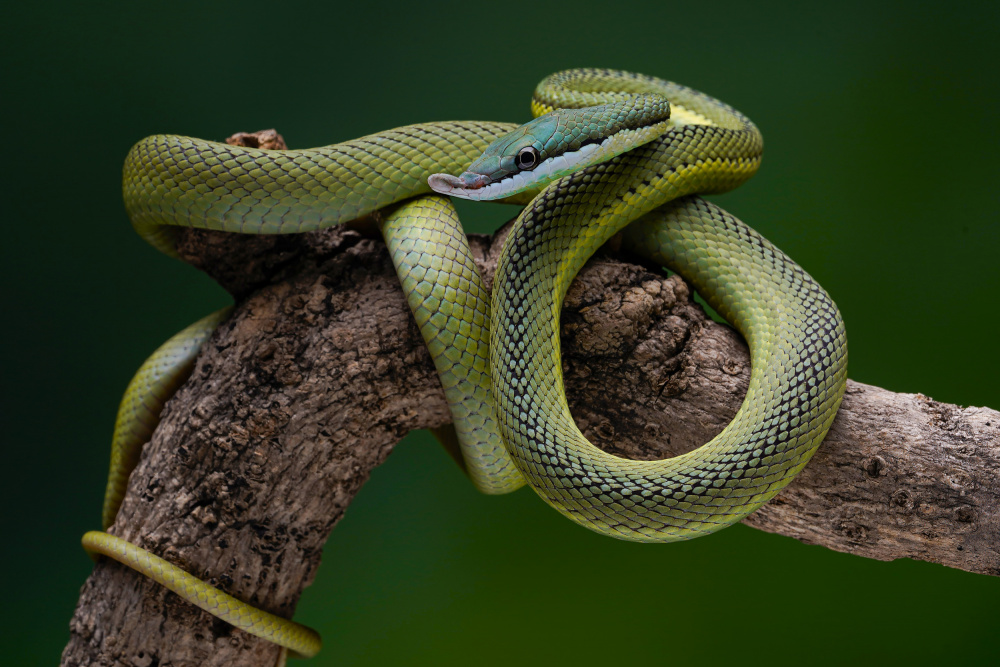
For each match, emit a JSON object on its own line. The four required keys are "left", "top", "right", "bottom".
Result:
{"left": 515, "top": 146, "right": 540, "bottom": 171}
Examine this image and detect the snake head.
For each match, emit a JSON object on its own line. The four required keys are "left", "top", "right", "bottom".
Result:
{"left": 428, "top": 95, "right": 671, "bottom": 201}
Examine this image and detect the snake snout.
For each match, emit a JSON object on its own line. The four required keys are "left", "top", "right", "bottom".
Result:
{"left": 428, "top": 171, "right": 490, "bottom": 194}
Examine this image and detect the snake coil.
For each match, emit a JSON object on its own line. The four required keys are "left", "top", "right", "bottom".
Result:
{"left": 84, "top": 69, "right": 847, "bottom": 660}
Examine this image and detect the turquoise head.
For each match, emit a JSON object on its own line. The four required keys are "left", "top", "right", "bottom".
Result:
{"left": 429, "top": 96, "right": 671, "bottom": 201}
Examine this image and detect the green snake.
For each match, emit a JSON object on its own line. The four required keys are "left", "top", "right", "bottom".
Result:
{"left": 83, "top": 69, "right": 848, "bottom": 659}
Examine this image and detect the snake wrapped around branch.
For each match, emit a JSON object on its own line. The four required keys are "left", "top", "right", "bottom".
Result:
{"left": 82, "top": 68, "right": 848, "bottom": 660}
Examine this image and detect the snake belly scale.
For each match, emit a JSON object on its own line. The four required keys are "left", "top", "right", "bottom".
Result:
{"left": 83, "top": 69, "right": 847, "bottom": 659}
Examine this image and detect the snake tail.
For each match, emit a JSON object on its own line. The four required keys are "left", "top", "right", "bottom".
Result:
{"left": 82, "top": 531, "right": 321, "bottom": 658}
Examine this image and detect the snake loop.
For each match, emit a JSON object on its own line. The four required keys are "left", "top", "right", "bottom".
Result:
{"left": 88, "top": 68, "right": 847, "bottom": 659}
{"left": 440, "top": 69, "right": 846, "bottom": 541}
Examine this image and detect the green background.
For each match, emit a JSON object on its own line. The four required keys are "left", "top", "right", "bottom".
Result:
{"left": 3, "top": 1, "right": 998, "bottom": 664}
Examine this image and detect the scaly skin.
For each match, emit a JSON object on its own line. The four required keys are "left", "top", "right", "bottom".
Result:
{"left": 87, "top": 68, "right": 847, "bottom": 659}
{"left": 378, "top": 196, "right": 525, "bottom": 495}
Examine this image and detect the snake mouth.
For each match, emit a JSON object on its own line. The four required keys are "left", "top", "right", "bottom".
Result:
{"left": 428, "top": 169, "right": 524, "bottom": 201}
{"left": 427, "top": 172, "right": 490, "bottom": 196}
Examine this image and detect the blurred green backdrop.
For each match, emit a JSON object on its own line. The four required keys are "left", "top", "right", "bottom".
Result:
{"left": 3, "top": 1, "right": 998, "bottom": 665}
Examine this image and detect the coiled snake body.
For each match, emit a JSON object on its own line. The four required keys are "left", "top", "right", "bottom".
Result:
{"left": 83, "top": 69, "right": 847, "bottom": 659}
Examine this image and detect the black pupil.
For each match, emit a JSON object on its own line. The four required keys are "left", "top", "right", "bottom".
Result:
{"left": 517, "top": 149, "right": 536, "bottom": 169}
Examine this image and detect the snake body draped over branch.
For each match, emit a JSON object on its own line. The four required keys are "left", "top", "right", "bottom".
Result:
{"left": 82, "top": 69, "right": 847, "bottom": 659}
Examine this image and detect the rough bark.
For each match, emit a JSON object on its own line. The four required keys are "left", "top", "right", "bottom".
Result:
{"left": 63, "top": 132, "right": 999, "bottom": 666}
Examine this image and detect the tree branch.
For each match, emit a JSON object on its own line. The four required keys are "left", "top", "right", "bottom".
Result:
{"left": 63, "top": 132, "right": 999, "bottom": 666}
